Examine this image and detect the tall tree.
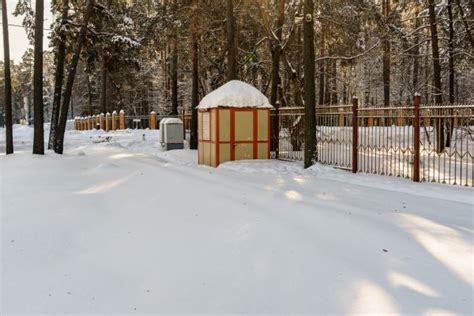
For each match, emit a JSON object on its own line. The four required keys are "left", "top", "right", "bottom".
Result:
{"left": 48, "top": 0, "right": 69, "bottom": 150}
{"left": 382, "top": 0, "right": 390, "bottom": 106}
{"left": 428, "top": 0, "right": 444, "bottom": 153}
{"left": 170, "top": 35, "right": 179, "bottom": 115}
{"left": 226, "top": 0, "right": 237, "bottom": 81}
{"left": 54, "top": 0, "right": 95, "bottom": 154}
{"left": 412, "top": 3, "right": 420, "bottom": 94}
{"left": 33, "top": 0, "right": 44, "bottom": 154}
{"left": 303, "top": 0, "right": 316, "bottom": 168}
{"left": 2, "top": 0, "right": 13, "bottom": 154}
{"left": 447, "top": 0, "right": 455, "bottom": 104}
{"left": 190, "top": 0, "right": 199, "bottom": 150}
{"left": 269, "top": 0, "right": 286, "bottom": 155}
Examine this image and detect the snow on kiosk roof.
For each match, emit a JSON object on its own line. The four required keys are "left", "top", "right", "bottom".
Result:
{"left": 197, "top": 80, "right": 272, "bottom": 167}
{"left": 197, "top": 80, "right": 273, "bottom": 109}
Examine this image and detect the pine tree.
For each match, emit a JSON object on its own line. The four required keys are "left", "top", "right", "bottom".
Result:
{"left": 226, "top": 0, "right": 237, "bottom": 81}
{"left": 54, "top": 0, "right": 95, "bottom": 154}
{"left": 48, "top": 0, "right": 69, "bottom": 150}
{"left": 32, "top": 0, "right": 44, "bottom": 154}
{"left": 303, "top": 0, "right": 316, "bottom": 168}
{"left": 190, "top": 0, "right": 199, "bottom": 150}
{"left": 1, "top": 0, "right": 13, "bottom": 154}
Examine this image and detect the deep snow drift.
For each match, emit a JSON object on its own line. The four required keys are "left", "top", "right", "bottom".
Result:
{"left": 1, "top": 125, "right": 473, "bottom": 315}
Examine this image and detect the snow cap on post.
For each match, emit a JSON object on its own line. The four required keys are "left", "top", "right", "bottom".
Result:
{"left": 197, "top": 80, "right": 273, "bottom": 109}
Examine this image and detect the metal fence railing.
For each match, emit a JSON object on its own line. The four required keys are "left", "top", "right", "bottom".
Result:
{"left": 271, "top": 99, "right": 473, "bottom": 187}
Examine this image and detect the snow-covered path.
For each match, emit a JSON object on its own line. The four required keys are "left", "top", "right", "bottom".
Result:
{"left": 1, "top": 127, "right": 473, "bottom": 314}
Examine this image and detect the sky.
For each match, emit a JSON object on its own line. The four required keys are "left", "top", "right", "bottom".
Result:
{"left": 1, "top": 0, "right": 53, "bottom": 63}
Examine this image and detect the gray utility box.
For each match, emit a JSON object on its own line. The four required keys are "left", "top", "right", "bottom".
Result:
{"left": 160, "top": 118, "right": 184, "bottom": 150}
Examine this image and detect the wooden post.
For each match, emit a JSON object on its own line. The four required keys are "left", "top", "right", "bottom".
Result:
{"left": 150, "top": 111, "right": 157, "bottom": 129}
{"left": 88, "top": 116, "right": 92, "bottom": 130}
{"left": 99, "top": 113, "right": 104, "bottom": 130}
{"left": 112, "top": 111, "right": 117, "bottom": 130}
{"left": 82, "top": 117, "right": 86, "bottom": 130}
{"left": 119, "top": 110, "right": 125, "bottom": 129}
{"left": 352, "top": 97, "right": 358, "bottom": 173}
{"left": 397, "top": 110, "right": 403, "bottom": 126}
{"left": 368, "top": 110, "right": 374, "bottom": 127}
{"left": 105, "top": 112, "right": 110, "bottom": 131}
{"left": 338, "top": 107, "right": 344, "bottom": 127}
{"left": 74, "top": 117, "right": 78, "bottom": 130}
{"left": 413, "top": 93, "right": 421, "bottom": 182}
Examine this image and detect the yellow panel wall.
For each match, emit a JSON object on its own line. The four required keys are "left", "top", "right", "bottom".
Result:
{"left": 235, "top": 112, "right": 254, "bottom": 141}
{"left": 235, "top": 143, "right": 253, "bottom": 160}
{"left": 211, "top": 143, "right": 216, "bottom": 167}
{"left": 203, "top": 142, "right": 211, "bottom": 165}
{"left": 219, "top": 109, "right": 230, "bottom": 142}
{"left": 198, "top": 112, "right": 203, "bottom": 140}
{"left": 219, "top": 143, "right": 231, "bottom": 164}
{"left": 211, "top": 109, "right": 216, "bottom": 142}
{"left": 258, "top": 143, "right": 269, "bottom": 159}
{"left": 257, "top": 110, "right": 268, "bottom": 141}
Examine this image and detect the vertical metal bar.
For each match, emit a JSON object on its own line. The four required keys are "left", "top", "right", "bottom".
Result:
{"left": 352, "top": 97, "right": 358, "bottom": 173}
{"left": 413, "top": 94, "right": 421, "bottom": 182}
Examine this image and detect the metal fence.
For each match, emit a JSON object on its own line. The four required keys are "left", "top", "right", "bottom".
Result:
{"left": 273, "top": 99, "right": 473, "bottom": 186}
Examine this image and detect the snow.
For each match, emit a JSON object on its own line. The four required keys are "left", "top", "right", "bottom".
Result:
{"left": 1, "top": 125, "right": 473, "bottom": 314}
{"left": 162, "top": 118, "right": 183, "bottom": 124}
{"left": 197, "top": 80, "right": 273, "bottom": 109}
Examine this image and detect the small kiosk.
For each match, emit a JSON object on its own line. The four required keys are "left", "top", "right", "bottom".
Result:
{"left": 197, "top": 80, "right": 273, "bottom": 167}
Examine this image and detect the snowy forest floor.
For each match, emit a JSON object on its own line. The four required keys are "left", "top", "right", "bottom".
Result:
{"left": 1, "top": 125, "right": 473, "bottom": 315}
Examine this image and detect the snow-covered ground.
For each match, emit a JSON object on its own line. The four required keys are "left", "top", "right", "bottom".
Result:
{"left": 1, "top": 125, "right": 473, "bottom": 315}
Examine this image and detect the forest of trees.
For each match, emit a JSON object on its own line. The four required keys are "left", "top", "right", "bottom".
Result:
{"left": 1, "top": 0, "right": 473, "bottom": 158}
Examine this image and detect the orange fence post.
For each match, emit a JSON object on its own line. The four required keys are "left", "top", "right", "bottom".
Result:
{"left": 99, "top": 113, "right": 104, "bottom": 130}
{"left": 368, "top": 110, "right": 374, "bottom": 127}
{"left": 119, "top": 110, "right": 125, "bottom": 129}
{"left": 112, "top": 111, "right": 117, "bottom": 130}
{"left": 150, "top": 111, "right": 157, "bottom": 129}
{"left": 338, "top": 107, "right": 344, "bottom": 127}
{"left": 105, "top": 112, "right": 110, "bottom": 131}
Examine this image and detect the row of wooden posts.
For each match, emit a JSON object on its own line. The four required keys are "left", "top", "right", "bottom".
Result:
{"left": 75, "top": 111, "right": 159, "bottom": 131}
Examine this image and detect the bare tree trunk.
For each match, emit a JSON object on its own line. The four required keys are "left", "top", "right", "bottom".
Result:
{"left": 171, "top": 35, "right": 179, "bottom": 115}
{"left": 48, "top": 0, "right": 69, "bottom": 149}
{"left": 190, "top": 0, "right": 199, "bottom": 150}
{"left": 100, "top": 66, "right": 107, "bottom": 114}
{"left": 448, "top": 0, "right": 455, "bottom": 104}
{"left": 2, "top": 0, "right": 13, "bottom": 154}
{"left": 33, "top": 0, "right": 44, "bottom": 154}
{"left": 303, "top": 0, "right": 316, "bottom": 168}
{"left": 382, "top": 0, "right": 391, "bottom": 106}
{"left": 54, "top": 0, "right": 95, "bottom": 154}
{"left": 412, "top": 5, "right": 420, "bottom": 93}
{"left": 318, "top": 21, "right": 325, "bottom": 106}
{"left": 269, "top": 0, "right": 286, "bottom": 107}
{"left": 428, "top": 0, "right": 444, "bottom": 153}
{"left": 226, "top": 0, "right": 237, "bottom": 81}
{"left": 446, "top": 0, "right": 455, "bottom": 147}
{"left": 269, "top": 0, "right": 286, "bottom": 154}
